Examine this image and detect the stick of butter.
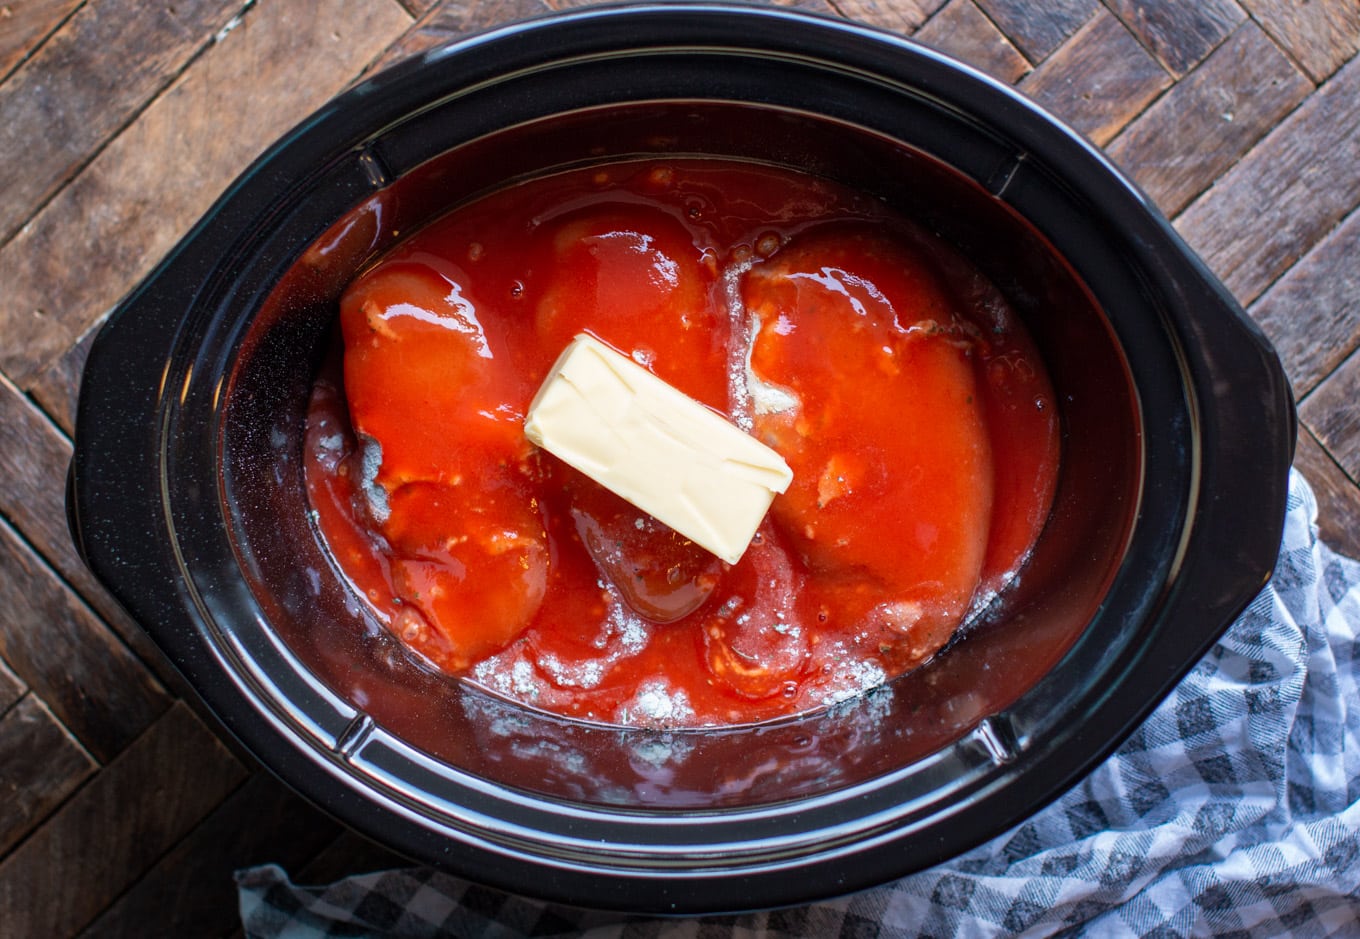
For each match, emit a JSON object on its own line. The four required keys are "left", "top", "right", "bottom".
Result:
{"left": 524, "top": 333, "right": 794, "bottom": 565}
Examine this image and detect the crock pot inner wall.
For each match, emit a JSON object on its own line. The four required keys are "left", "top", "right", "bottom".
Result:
{"left": 213, "top": 98, "right": 1144, "bottom": 810}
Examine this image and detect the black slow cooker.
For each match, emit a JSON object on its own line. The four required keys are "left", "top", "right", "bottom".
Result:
{"left": 68, "top": 3, "right": 1293, "bottom": 914}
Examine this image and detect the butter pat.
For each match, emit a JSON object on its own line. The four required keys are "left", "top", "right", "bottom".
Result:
{"left": 524, "top": 334, "right": 793, "bottom": 564}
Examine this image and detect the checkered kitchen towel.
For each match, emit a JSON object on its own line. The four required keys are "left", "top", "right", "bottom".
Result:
{"left": 237, "top": 469, "right": 1360, "bottom": 937}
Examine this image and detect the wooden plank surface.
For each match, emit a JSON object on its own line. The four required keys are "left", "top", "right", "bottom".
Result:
{"left": 0, "top": 0, "right": 413, "bottom": 387}
{"left": 1250, "top": 207, "right": 1360, "bottom": 399}
{"left": 0, "top": 657, "right": 23, "bottom": 713}
{"left": 1242, "top": 0, "right": 1360, "bottom": 82}
{"left": 0, "top": 695, "right": 95, "bottom": 856}
{"left": 1104, "top": 21, "right": 1311, "bottom": 217}
{"left": 832, "top": 0, "right": 945, "bottom": 33}
{"left": 24, "top": 317, "right": 93, "bottom": 437}
{"left": 1103, "top": 0, "right": 1243, "bottom": 76}
{"left": 973, "top": 0, "right": 1098, "bottom": 62}
{"left": 0, "top": 0, "right": 80, "bottom": 79}
{"left": 77, "top": 774, "right": 343, "bottom": 938}
{"left": 1019, "top": 8, "right": 1171, "bottom": 147}
{"left": 0, "top": 0, "right": 244, "bottom": 245}
{"left": 370, "top": 0, "right": 552, "bottom": 70}
{"left": 1300, "top": 350, "right": 1360, "bottom": 485}
{"left": 0, "top": 1, "right": 1355, "bottom": 935}
{"left": 1175, "top": 54, "right": 1360, "bottom": 307}
{"left": 916, "top": 0, "right": 1031, "bottom": 84}
{"left": 0, "top": 513, "right": 169, "bottom": 763}
{"left": 0, "top": 703, "right": 247, "bottom": 938}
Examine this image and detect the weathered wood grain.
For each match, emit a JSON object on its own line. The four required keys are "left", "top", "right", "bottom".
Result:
{"left": 829, "top": 0, "right": 945, "bottom": 33}
{"left": 0, "top": 511, "right": 169, "bottom": 763}
{"left": 0, "top": 702, "right": 247, "bottom": 937}
{"left": 370, "top": 0, "right": 552, "bottom": 72}
{"left": 915, "top": 0, "right": 1031, "bottom": 84}
{"left": 1103, "top": 0, "right": 1244, "bottom": 76}
{"left": 1301, "top": 346, "right": 1360, "bottom": 486}
{"left": 0, "top": 0, "right": 413, "bottom": 388}
{"left": 0, "top": 656, "right": 22, "bottom": 713}
{"left": 0, "top": 0, "right": 245, "bottom": 246}
{"left": 0, "top": 373, "right": 77, "bottom": 546}
{"left": 0, "top": 0, "right": 80, "bottom": 80}
{"left": 1018, "top": 8, "right": 1171, "bottom": 147}
{"left": 1241, "top": 0, "right": 1360, "bottom": 83}
{"left": 972, "top": 0, "right": 1097, "bottom": 62}
{"left": 0, "top": 694, "right": 95, "bottom": 856}
{"left": 1175, "top": 54, "right": 1360, "bottom": 306}
{"left": 78, "top": 772, "right": 342, "bottom": 938}
{"left": 1104, "top": 21, "right": 1310, "bottom": 217}
{"left": 1250, "top": 208, "right": 1360, "bottom": 398}
{"left": 416, "top": 0, "right": 553, "bottom": 35}
{"left": 395, "top": 0, "right": 441, "bottom": 15}
{"left": 1294, "top": 427, "right": 1360, "bottom": 562}
{"left": 25, "top": 309, "right": 95, "bottom": 436}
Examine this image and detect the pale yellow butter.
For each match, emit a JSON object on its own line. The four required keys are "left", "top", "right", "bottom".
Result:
{"left": 524, "top": 334, "right": 793, "bottom": 564}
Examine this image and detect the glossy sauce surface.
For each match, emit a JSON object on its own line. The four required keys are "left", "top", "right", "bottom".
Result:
{"left": 304, "top": 158, "right": 1059, "bottom": 727}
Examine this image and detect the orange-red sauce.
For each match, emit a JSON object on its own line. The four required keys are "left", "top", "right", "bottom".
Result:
{"left": 304, "top": 158, "right": 1059, "bottom": 728}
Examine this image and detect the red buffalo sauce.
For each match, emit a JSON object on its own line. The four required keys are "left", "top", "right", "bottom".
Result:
{"left": 303, "top": 158, "right": 1059, "bottom": 728}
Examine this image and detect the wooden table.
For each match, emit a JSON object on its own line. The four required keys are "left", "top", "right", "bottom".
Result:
{"left": 1, "top": 0, "right": 1357, "bottom": 933}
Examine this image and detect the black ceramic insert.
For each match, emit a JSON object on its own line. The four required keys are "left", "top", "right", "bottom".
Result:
{"left": 68, "top": 3, "right": 1293, "bottom": 914}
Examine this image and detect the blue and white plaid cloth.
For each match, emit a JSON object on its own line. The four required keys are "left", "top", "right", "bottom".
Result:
{"left": 237, "top": 469, "right": 1360, "bottom": 937}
